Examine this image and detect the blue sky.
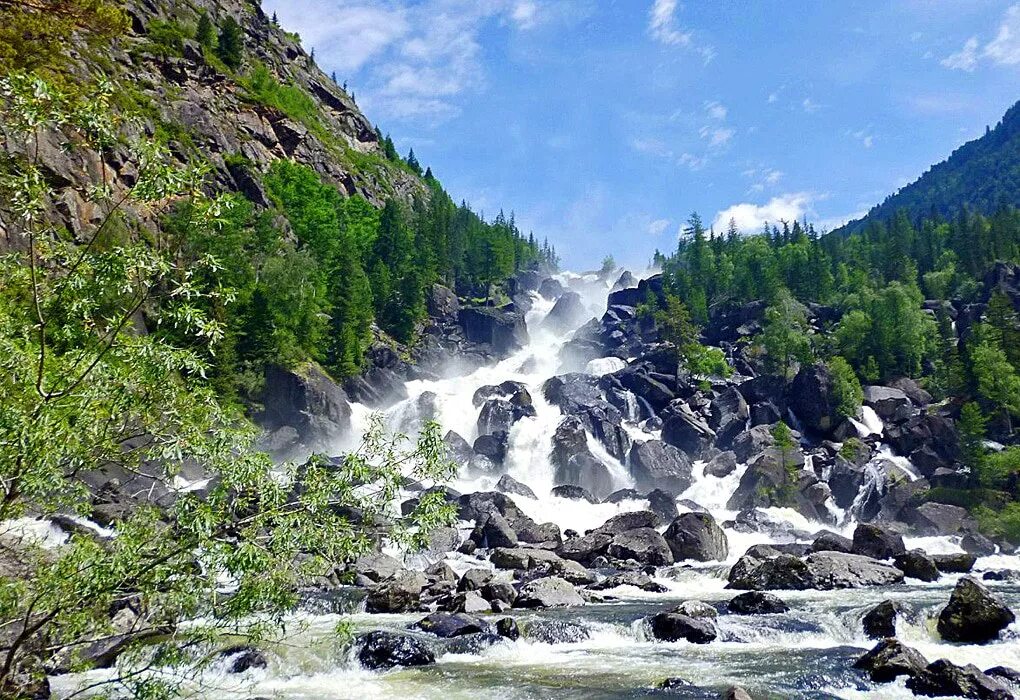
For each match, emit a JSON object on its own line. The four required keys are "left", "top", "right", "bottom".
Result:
{"left": 262, "top": 0, "right": 1020, "bottom": 270}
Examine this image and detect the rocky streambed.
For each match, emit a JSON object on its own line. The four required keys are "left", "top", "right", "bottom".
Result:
{"left": 52, "top": 268, "right": 1020, "bottom": 699}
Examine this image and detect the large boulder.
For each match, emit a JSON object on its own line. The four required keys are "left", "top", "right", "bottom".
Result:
{"left": 729, "top": 551, "right": 904, "bottom": 590}
{"left": 594, "top": 510, "right": 664, "bottom": 535}
{"left": 937, "top": 577, "right": 1016, "bottom": 644}
{"left": 514, "top": 576, "right": 584, "bottom": 608}
{"left": 628, "top": 440, "right": 693, "bottom": 494}
{"left": 495, "top": 474, "right": 537, "bottom": 500}
{"left": 893, "top": 549, "right": 940, "bottom": 582}
{"left": 902, "top": 502, "right": 971, "bottom": 536}
{"left": 851, "top": 524, "right": 906, "bottom": 560}
{"left": 477, "top": 398, "right": 516, "bottom": 436}
{"left": 557, "top": 532, "right": 613, "bottom": 566}
{"left": 663, "top": 512, "right": 728, "bottom": 562}
{"left": 645, "top": 612, "right": 717, "bottom": 644}
{"left": 932, "top": 552, "right": 977, "bottom": 574}
{"left": 543, "top": 291, "right": 589, "bottom": 332}
{"left": 365, "top": 570, "right": 427, "bottom": 613}
{"left": 727, "top": 591, "right": 789, "bottom": 615}
{"left": 788, "top": 363, "right": 840, "bottom": 435}
{"left": 661, "top": 405, "right": 716, "bottom": 459}
{"left": 863, "top": 385, "right": 913, "bottom": 421}
{"left": 607, "top": 528, "right": 674, "bottom": 566}
{"left": 907, "top": 659, "right": 1013, "bottom": 699}
{"left": 412, "top": 612, "right": 490, "bottom": 638}
{"left": 854, "top": 639, "right": 928, "bottom": 682}
{"left": 862, "top": 600, "right": 899, "bottom": 639}
{"left": 458, "top": 307, "right": 529, "bottom": 357}
{"left": 551, "top": 417, "right": 614, "bottom": 500}
{"left": 258, "top": 364, "right": 352, "bottom": 459}
{"left": 356, "top": 631, "right": 435, "bottom": 669}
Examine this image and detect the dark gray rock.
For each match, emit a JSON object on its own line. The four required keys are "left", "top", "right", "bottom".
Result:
{"left": 495, "top": 474, "right": 537, "bottom": 499}
{"left": 645, "top": 612, "right": 717, "bottom": 644}
{"left": 894, "top": 549, "right": 940, "bottom": 582}
{"left": 607, "top": 528, "right": 674, "bottom": 566}
{"left": 628, "top": 440, "right": 694, "bottom": 494}
{"left": 811, "top": 531, "right": 854, "bottom": 554}
{"left": 458, "top": 307, "right": 529, "bottom": 357}
{"left": 663, "top": 512, "right": 729, "bottom": 562}
{"left": 852, "top": 524, "right": 906, "bottom": 560}
{"left": 938, "top": 576, "right": 1016, "bottom": 644}
{"left": 862, "top": 600, "right": 899, "bottom": 640}
{"left": 854, "top": 638, "right": 928, "bottom": 682}
{"left": 356, "top": 631, "right": 435, "bottom": 669}
{"left": 365, "top": 571, "right": 427, "bottom": 613}
{"left": 594, "top": 510, "right": 664, "bottom": 535}
{"left": 413, "top": 612, "right": 490, "bottom": 638}
{"left": 514, "top": 576, "right": 584, "bottom": 608}
{"left": 550, "top": 484, "right": 598, "bottom": 503}
{"left": 727, "top": 591, "right": 789, "bottom": 615}
{"left": 703, "top": 451, "right": 737, "bottom": 478}
{"left": 907, "top": 659, "right": 1013, "bottom": 699}
{"left": 788, "top": 363, "right": 840, "bottom": 435}
{"left": 932, "top": 552, "right": 977, "bottom": 573}
{"left": 258, "top": 365, "right": 352, "bottom": 459}
{"left": 589, "top": 571, "right": 668, "bottom": 593}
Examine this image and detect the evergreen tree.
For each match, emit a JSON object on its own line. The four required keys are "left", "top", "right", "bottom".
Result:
{"left": 327, "top": 240, "right": 374, "bottom": 376}
{"left": 972, "top": 339, "right": 1020, "bottom": 434}
{"left": 195, "top": 9, "right": 215, "bottom": 48}
{"left": 406, "top": 148, "right": 422, "bottom": 175}
{"left": 216, "top": 15, "right": 244, "bottom": 69}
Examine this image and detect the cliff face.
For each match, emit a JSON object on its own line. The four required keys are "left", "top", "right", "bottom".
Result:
{"left": 2, "top": 0, "right": 426, "bottom": 245}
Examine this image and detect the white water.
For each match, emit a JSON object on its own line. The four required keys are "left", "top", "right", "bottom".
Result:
{"left": 51, "top": 269, "right": 1020, "bottom": 700}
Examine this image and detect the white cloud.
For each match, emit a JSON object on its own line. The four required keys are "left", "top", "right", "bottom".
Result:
{"left": 942, "top": 4, "right": 1020, "bottom": 72}
{"left": 512, "top": 0, "right": 539, "bottom": 29}
{"left": 767, "top": 91, "right": 779, "bottom": 104}
{"left": 742, "top": 167, "right": 783, "bottom": 195}
{"left": 941, "top": 36, "right": 980, "bottom": 72}
{"left": 712, "top": 192, "right": 815, "bottom": 233}
{"left": 699, "top": 125, "right": 734, "bottom": 146}
{"left": 630, "top": 138, "right": 707, "bottom": 170}
{"left": 848, "top": 128, "right": 875, "bottom": 148}
{"left": 802, "top": 97, "right": 821, "bottom": 113}
{"left": 648, "top": 0, "right": 715, "bottom": 61}
{"left": 704, "top": 100, "right": 727, "bottom": 120}
{"left": 985, "top": 3, "right": 1020, "bottom": 66}
{"left": 648, "top": 218, "right": 670, "bottom": 236}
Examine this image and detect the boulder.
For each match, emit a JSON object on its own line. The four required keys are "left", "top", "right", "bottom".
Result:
{"left": 444, "top": 431, "right": 474, "bottom": 466}
{"left": 862, "top": 600, "right": 900, "bottom": 640}
{"left": 673, "top": 600, "right": 718, "bottom": 619}
{"left": 550, "top": 484, "right": 598, "bottom": 503}
{"left": 962, "top": 532, "right": 997, "bottom": 556}
{"left": 628, "top": 440, "right": 694, "bottom": 494}
{"left": 220, "top": 645, "right": 268, "bottom": 674}
{"left": 495, "top": 617, "right": 520, "bottom": 640}
{"left": 356, "top": 631, "right": 435, "bottom": 669}
{"left": 413, "top": 612, "right": 490, "bottom": 638}
{"left": 893, "top": 549, "right": 940, "bottom": 582}
{"left": 803, "top": 551, "right": 905, "bottom": 590}
{"left": 646, "top": 488, "right": 681, "bottom": 522}
{"left": 457, "top": 491, "right": 522, "bottom": 523}
{"left": 722, "top": 688, "right": 753, "bottom": 700}
{"left": 788, "top": 363, "right": 840, "bottom": 435}
{"left": 495, "top": 474, "right": 537, "bottom": 499}
{"left": 594, "top": 510, "right": 664, "bottom": 535}
{"left": 258, "top": 365, "right": 352, "bottom": 459}
{"left": 514, "top": 576, "right": 584, "bottom": 608}
{"left": 427, "top": 283, "right": 459, "bottom": 319}
{"left": 457, "top": 569, "right": 493, "bottom": 592}
{"left": 543, "top": 291, "right": 589, "bottom": 332}
{"left": 607, "top": 528, "right": 674, "bottom": 566}
{"left": 852, "top": 524, "right": 906, "bottom": 560}
{"left": 477, "top": 398, "right": 516, "bottom": 436}
{"left": 810, "top": 531, "right": 854, "bottom": 554}
{"left": 473, "top": 431, "right": 508, "bottom": 464}
{"left": 645, "top": 612, "right": 717, "bottom": 644}
{"left": 480, "top": 581, "right": 517, "bottom": 606}
{"left": 365, "top": 571, "right": 427, "bottom": 613}
{"left": 727, "top": 591, "right": 789, "bottom": 615}
{"left": 538, "top": 277, "right": 565, "bottom": 300}
{"left": 477, "top": 512, "right": 519, "bottom": 549}
{"left": 932, "top": 552, "right": 977, "bottom": 573}
{"left": 907, "top": 659, "right": 1013, "bottom": 699}
{"left": 937, "top": 577, "right": 1016, "bottom": 644}
{"left": 663, "top": 512, "right": 729, "bottom": 562}
{"left": 903, "top": 502, "right": 970, "bottom": 536}
{"left": 522, "top": 619, "right": 591, "bottom": 644}
{"left": 703, "top": 451, "right": 737, "bottom": 478}
{"left": 731, "top": 424, "right": 775, "bottom": 463}
{"left": 588, "top": 571, "right": 667, "bottom": 593}
{"left": 353, "top": 552, "right": 403, "bottom": 583}
{"left": 854, "top": 638, "right": 928, "bottom": 682}
{"left": 458, "top": 307, "right": 529, "bottom": 357}
{"left": 557, "top": 532, "right": 613, "bottom": 566}
{"left": 863, "top": 385, "right": 913, "bottom": 420}
{"left": 661, "top": 406, "right": 716, "bottom": 459}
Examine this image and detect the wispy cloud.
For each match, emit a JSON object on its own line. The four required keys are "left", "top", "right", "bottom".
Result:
{"left": 941, "top": 3, "right": 1020, "bottom": 72}
{"left": 802, "top": 97, "right": 821, "bottom": 113}
{"left": 647, "top": 0, "right": 715, "bottom": 62}
{"left": 847, "top": 128, "right": 875, "bottom": 148}
{"left": 648, "top": 218, "right": 670, "bottom": 236}
{"left": 699, "top": 125, "right": 734, "bottom": 146}
{"left": 742, "top": 166, "right": 783, "bottom": 194}
{"left": 712, "top": 192, "right": 817, "bottom": 233}
{"left": 704, "top": 100, "right": 727, "bottom": 120}
{"left": 630, "top": 138, "right": 707, "bottom": 170}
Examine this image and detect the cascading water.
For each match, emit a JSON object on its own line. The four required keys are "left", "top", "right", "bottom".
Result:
{"left": 52, "top": 270, "right": 1020, "bottom": 700}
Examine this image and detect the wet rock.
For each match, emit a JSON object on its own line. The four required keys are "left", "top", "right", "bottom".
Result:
{"left": 473, "top": 431, "right": 508, "bottom": 464}
{"left": 444, "top": 431, "right": 474, "bottom": 466}
{"left": 983, "top": 570, "right": 1020, "bottom": 582}
{"left": 862, "top": 600, "right": 900, "bottom": 639}
{"left": 903, "top": 502, "right": 971, "bottom": 536}
{"left": 937, "top": 576, "right": 1016, "bottom": 644}
{"left": 356, "top": 631, "right": 435, "bottom": 669}
{"left": 477, "top": 398, "right": 516, "bottom": 436}
{"left": 589, "top": 571, "right": 667, "bottom": 593}
{"left": 788, "top": 363, "right": 840, "bottom": 435}
{"left": 727, "top": 591, "right": 789, "bottom": 615}
{"left": 728, "top": 553, "right": 812, "bottom": 591}
{"left": 474, "top": 512, "right": 519, "bottom": 549}
{"left": 661, "top": 405, "right": 716, "bottom": 459}
{"left": 725, "top": 446, "right": 806, "bottom": 512}
{"left": 646, "top": 612, "right": 717, "bottom": 644}
{"left": 907, "top": 659, "right": 1013, "bottom": 699}
{"left": 544, "top": 291, "right": 589, "bottom": 332}
{"left": 457, "top": 569, "right": 493, "bottom": 592}
{"left": 608, "top": 528, "right": 674, "bottom": 566}
{"left": 594, "top": 510, "right": 664, "bottom": 535}
{"left": 425, "top": 561, "right": 458, "bottom": 583}
{"left": 673, "top": 600, "right": 718, "bottom": 619}
{"left": 557, "top": 531, "right": 613, "bottom": 566}
{"left": 863, "top": 385, "right": 913, "bottom": 420}
{"left": 663, "top": 512, "right": 729, "bottom": 562}
{"left": 481, "top": 581, "right": 517, "bottom": 606}
{"left": 854, "top": 638, "right": 928, "bottom": 682}
{"left": 657, "top": 677, "right": 697, "bottom": 691}
{"left": 220, "top": 645, "right": 268, "bottom": 674}
{"left": 427, "top": 526, "right": 461, "bottom": 554}
{"left": 985, "top": 666, "right": 1020, "bottom": 685}
{"left": 550, "top": 484, "right": 599, "bottom": 503}
{"left": 457, "top": 491, "right": 523, "bottom": 523}
{"left": 931, "top": 552, "right": 977, "bottom": 574}
{"left": 803, "top": 551, "right": 905, "bottom": 590}
{"left": 811, "top": 531, "right": 854, "bottom": 554}
{"left": 413, "top": 612, "right": 491, "bottom": 638}
{"left": 365, "top": 570, "right": 427, "bottom": 613}
{"left": 647, "top": 488, "right": 681, "bottom": 522}
{"left": 851, "top": 524, "right": 906, "bottom": 560}
{"left": 750, "top": 401, "right": 783, "bottom": 427}
{"left": 962, "top": 532, "right": 997, "bottom": 556}
{"left": 538, "top": 277, "right": 565, "bottom": 300}
{"left": 442, "top": 632, "right": 506, "bottom": 654}
{"left": 523, "top": 619, "right": 590, "bottom": 644}
{"left": 258, "top": 365, "right": 352, "bottom": 459}
{"left": 704, "top": 451, "right": 738, "bottom": 478}
{"left": 732, "top": 424, "right": 776, "bottom": 463}
{"left": 551, "top": 418, "right": 614, "bottom": 500}
{"left": 514, "top": 576, "right": 584, "bottom": 608}
{"left": 628, "top": 440, "right": 694, "bottom": 494}
{"left": 884, "top": 414, "right": 960, "bottom": 478}
{"left": 353, "top": 552, "right": 403, "bottom": 583}
{"left": 605, "top": 488, "right": 643, "bottom": 503}
{"left": 458, "top": 307, "right": 529, "bottom": 357}
{"left": 495, "top": 616, "right": 520, "bottom": 640}
{"left": 513, "top": 518, "right": 562, "bottom": 547}
{"left": 490, "top": 547, "right": 561, "bottom": 571}
{"left": 495, "top": 474, "right": 537, "bottom": 499}
{"left": 894, "top": 549, "right": 940, "bottom": 582}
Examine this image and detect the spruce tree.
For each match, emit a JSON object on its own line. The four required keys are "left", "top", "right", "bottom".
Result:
{"left": 216, "top": 16, "right": 244, "bottom": 69}
{"left": 195, "top": 10, "right": 215, "bottom": 48}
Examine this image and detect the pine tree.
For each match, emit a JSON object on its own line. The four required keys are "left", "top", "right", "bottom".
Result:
{"left": 406, "top": 148, "right": 422, "bottom": 175}
{"left": 271, "top": 11, "right": 278, "bottom": 26}
{"left": 216, "top": 16, "right": 244, "bottom": 69}
{"left": 327, "top": 241, "right": 374, "bottom": 376}
{"left": 382, "top": 134, "right": 399, "bottom": 161}
{"left": 195, "top": 10, "right": 215, "bottom": 48}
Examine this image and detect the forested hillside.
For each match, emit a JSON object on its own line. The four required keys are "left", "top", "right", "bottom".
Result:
{"left": 838, "top": 99, "right": 1020, "bottom": 235}
{"left": 0, "top": 0, "right": 556, "bottom": 406}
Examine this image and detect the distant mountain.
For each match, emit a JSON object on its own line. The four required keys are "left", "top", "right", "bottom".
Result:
{"left": 836, "top": 99, "right": 1020, "bottom": 235}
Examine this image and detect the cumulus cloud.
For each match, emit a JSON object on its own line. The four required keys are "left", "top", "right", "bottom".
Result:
{"left": 712, "top": 192, "right": 815, "bottom": 233}
{"left": 942, "top": 4, "right": 1020, "bottom": 71}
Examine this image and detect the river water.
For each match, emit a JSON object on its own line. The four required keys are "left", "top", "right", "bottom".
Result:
{"left": 54, "top": 271, "right": 1020, "bottom": 699}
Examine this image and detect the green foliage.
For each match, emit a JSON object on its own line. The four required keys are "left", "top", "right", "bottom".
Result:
{"left": 0, "top": 0, "right": 128, "bottom": 73}
{"left": 976, "top": 446, "right": 1020, "bottom": 491}
{"left": 195, "top": 9, "right": 215, "bottom": 48}
{"left": 975, "top": 502, "right": 1020, "bottom": 544}
{"left": 959, "top": 401, "right": 988, "bottom": 476}
{"left": 971, "top": 339, "right": 1020, "bottom": 433}
{"left": 0, "top": 73, "right": 457, "bottom": 699}
{"left": 241, "top": 63, "right": 323, "bottom": 135}
{"left": 600, "top": 255, "right": 616, "bottom": 274}
{"left": 760, "top": 290, "right": 813, "bottom": 377}
{"left": 216, "top": 15, "right": 244, "bottom": 70}
{"left": 828, "top": 356, "right": 863, "bottom": 418}
{"left": 144, "top": 19, "right": 190, "bottom": 57}
{"left": 839, "top": 437, "right": 866, "bottom": 462}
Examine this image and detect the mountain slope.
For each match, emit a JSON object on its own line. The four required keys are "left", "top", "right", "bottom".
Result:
{"left": 837, "top": 99, "right": 1020, "bottom": 235}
